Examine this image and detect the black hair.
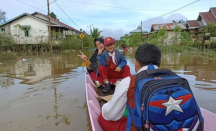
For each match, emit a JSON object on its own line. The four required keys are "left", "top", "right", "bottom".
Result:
{"left": 94, "top": 38, "right": 104, "bottom": 46}
{"left": 135, "top": 43, "right": 161, "bottom": 67}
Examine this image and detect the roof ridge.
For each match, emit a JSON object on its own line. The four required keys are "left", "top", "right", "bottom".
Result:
{"left": 0, "top": 13, "right": 46, "bottom": 27}
{"left": 32, "top": 12, "right": 81, "bottom": 33}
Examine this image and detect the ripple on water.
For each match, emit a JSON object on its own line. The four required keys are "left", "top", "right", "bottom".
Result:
{"left": 1, "top": 51, "right": 216, "bottom": 131}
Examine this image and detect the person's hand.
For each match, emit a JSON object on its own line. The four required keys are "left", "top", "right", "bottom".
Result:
{"left": 77, "top": 50, "right": 88, "bottom": 61}
{"left": 98, "top": 44, "right": 104, "bottom": 55}
{"left": 115, "top": 67, "right": 121, "bottom": 72}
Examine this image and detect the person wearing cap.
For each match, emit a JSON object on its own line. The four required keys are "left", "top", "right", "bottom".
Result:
{"left": 78, "top": 38, "right": 118, "bottom": 87}
{"left": 97, "top": 37, "right": 131, "bottom": 93}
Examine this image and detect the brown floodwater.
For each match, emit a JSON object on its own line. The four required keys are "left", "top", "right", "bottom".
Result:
{"left": 0, "top": 50, "right": 216, "bottom": 131}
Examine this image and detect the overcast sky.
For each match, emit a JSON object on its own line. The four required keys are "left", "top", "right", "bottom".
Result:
{"left": 0, "top": 0, "right": 215, "bottom": 39}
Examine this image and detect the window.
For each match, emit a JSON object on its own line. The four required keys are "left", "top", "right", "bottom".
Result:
{"left": 1, "top": 28, "right": 5, "bottom": 32}
{"left": 24, "top": 28, "right": 29, "bottom": 37}
{"left": 24, "top": 28, "right": 30, "bottom": 37}
{"left": 21, "top": 25, "right": 31, "bottom": 37}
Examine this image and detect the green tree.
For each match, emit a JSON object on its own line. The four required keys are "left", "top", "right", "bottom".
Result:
{"left": 172, "top": 19, "right": 186, "bottom": 24}
{"left": 180, "top": 31, "right": 193, "bottom": 46}
{"left": 83, "top": 35, "right": 95, "bottom": 49}
{"left": 157, "top": 28, "right": 168, "bottom": 46}
{"left": 146, "top": 33, "right": 158, "bottom": 45}
{"left": 0, "top": 33, "right": 15, "bottom": 51}
{"left": 50, "top": 12, "right": 57, "bottom": 19}
{"left": 115, "top": 40, "right": 124, "bottom": 48}
{"left": 90, "top": 27, "right": 102, "bottom": 39}
{"left": 128, "top": 33, "right": 143, "bottom": 47}
{"left": 200, "top": 23, "right": 216, "bottom": 37}
{"left": 172, "top": 26, "right": 182, "bottom": 45}
{"left": 0, "top": 9, "right": 6, "bottom": 23}
{"left": 199, "top": 23, "right": 216, "bottom": 48}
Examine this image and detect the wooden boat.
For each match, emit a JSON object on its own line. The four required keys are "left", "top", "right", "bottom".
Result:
{"left": 85, "top": 71, "right": 216, "bottom": 131}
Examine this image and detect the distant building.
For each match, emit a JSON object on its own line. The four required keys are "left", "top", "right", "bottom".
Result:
{"left": 150, "top": 23, "right": 187, "bottom": 32}
{"left": 147, "top": 23, "right": 187, "bottom": 45}
{"left": 186, "top": 7, "right": 216, "bottom": 29}
{"left": 129, "top": 26, "right": 148, "bottom": 35}
{"left": 0, "top": 12, "right": 82, "bottom": 44}
{"left": 186, "top": 7, "right": 216, "bottom": 39}
{"left": 120, "top": 26, "right": 148, "bottom": 46}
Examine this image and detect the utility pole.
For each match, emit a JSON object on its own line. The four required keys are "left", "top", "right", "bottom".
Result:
{"left": 141, "top": 21, "right": 142, "bottom": 42}
{"left": 47, "top": 0, "right": 52, "bottom": 51}
{"left": 87, "top": 24, "right": 94, "bottom": 35}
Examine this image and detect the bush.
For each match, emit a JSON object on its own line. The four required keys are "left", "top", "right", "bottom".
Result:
{"left": 0, "top": 33, "right": 16, "bottom": 51}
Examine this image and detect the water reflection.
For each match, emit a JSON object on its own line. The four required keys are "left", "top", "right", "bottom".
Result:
{"left": 0, "top": 51, "right": 216, "bottom": 131}
{"left": 0, "top": 51, "right": 90, "bottom": 131}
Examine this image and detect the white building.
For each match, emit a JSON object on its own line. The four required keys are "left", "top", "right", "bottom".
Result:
{"left": 0, "top": 12, "right": 81, "bottom": 44}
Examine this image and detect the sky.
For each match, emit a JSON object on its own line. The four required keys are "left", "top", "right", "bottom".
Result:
{"left": 0, "top": 0, "right": 215, "bottom": 39}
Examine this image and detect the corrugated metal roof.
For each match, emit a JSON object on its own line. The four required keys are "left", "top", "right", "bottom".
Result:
{"left": 210, "top": 7, "right": 216, "bottom": 18}
{"left": 186, "top": 20, "right": 201, "bottom": 28}
{"left": 0, "top": 12, "right": 81, "bottom": 34}
{"left": 151, "top": 23, "right": 186, "bottom": 31}
{"left": 200, "top": 12, "right": 216, "bottom": 24}
{"left": 32, "top": 12, "right": 81, "bottom": 34}
{"left": 130, "top": 26, "right": 148, "bottom": 33}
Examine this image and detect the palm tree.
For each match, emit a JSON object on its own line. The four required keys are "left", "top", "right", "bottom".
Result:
{"left": 90, "top": 27, "right": 102, "bottom": 39}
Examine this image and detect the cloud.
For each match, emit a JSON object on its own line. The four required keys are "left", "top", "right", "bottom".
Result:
{"left": 1, "top": 0, "right": 214, "bottom": 40}
{"left": 100, "top": 29, "right": 127, "bottom": 40}
{"left": 111, "top": 20, "right": 128, "bottom": 23}
{"left": 99, "top": 13, "right": 189, "bottom": 40}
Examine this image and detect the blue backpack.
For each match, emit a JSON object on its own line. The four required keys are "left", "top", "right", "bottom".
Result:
{"left": 126, "top": 65, "right": 204, "bottom": 131}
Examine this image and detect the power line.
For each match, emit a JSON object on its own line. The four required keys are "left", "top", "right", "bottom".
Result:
{"left": 55, "top": 1, "right": 81, "bottom": 29}
{"left": 16, "top": 0, "right": 45, "bottom": 12}
{"left": 143, "top": 0, "right": 200, "bottom": 23}
{"left": 31, "top": 0, "right": 46, "bottom": 12}
{"left": 68, "top": 0, "right": 206, "bottom": 11}
{"left": 41, "top": 0, "right": 46, "bottom": 11}
{"left": 68, "top": 1, "right": 91, "bottom": 22}
{"left": 31, "top": 0, "right": 68, "bottom": 23}
{"left": 16, "top": 0, "right": 67, "bottom": 24}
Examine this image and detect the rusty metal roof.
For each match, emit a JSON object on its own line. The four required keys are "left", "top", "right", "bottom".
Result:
{"left": 199, "top": 12, "right": 216, "bottom": 24}
{"left": 151, "top": 23, "right": 186, "bottom": 31}
{"left": 186, "top": 20, "right": 201, "bottom": 28}
{"left": 210, "top": 7, "right": 216, "bottom": 18}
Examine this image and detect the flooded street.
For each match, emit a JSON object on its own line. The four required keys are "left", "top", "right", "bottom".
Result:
{"left": 0, "top": 50, "right": 216, "bottom": 131}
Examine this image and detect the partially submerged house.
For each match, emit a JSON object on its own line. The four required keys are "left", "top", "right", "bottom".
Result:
{"left": 150, "top": 23, "right": 187, "bottom": 32}
{"left": 186, "top": 7, "right": 216, "bottom": 39}
{"left": 0, "top": 12, "right": 81, "bottom": 44}
{"left": 147, "top": 23, "right": 187, "bottom": 45}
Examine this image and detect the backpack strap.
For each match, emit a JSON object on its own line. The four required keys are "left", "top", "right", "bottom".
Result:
{"left": 126, "top": 104, "right": 133, "bottom": 131}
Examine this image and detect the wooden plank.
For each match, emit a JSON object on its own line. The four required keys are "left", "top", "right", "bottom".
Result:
{"left": 99, "top": 95, "right": 113, "bottom": 102}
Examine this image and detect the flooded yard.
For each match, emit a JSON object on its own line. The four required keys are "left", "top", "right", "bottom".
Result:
{"left": 0, "top": 50, "right": 216, "bottom": 131}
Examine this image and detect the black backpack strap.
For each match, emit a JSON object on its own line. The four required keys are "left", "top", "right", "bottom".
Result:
{"left": 137, "top": 68, "right": 177, "bottom": 80}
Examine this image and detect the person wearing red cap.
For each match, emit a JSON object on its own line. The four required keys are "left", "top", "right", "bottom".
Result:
{"left": 97, "top": 37, "right": 131, "bottom": 93}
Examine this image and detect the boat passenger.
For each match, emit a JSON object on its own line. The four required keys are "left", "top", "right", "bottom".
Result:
{"left": 97, "top": 37, "right": 131, "bottom": 93}
{"left": 98, "top": 43, "right": 204, "bottom": 131}
{"left": 77, "top": 38, "right": 105, "bottom": 86}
